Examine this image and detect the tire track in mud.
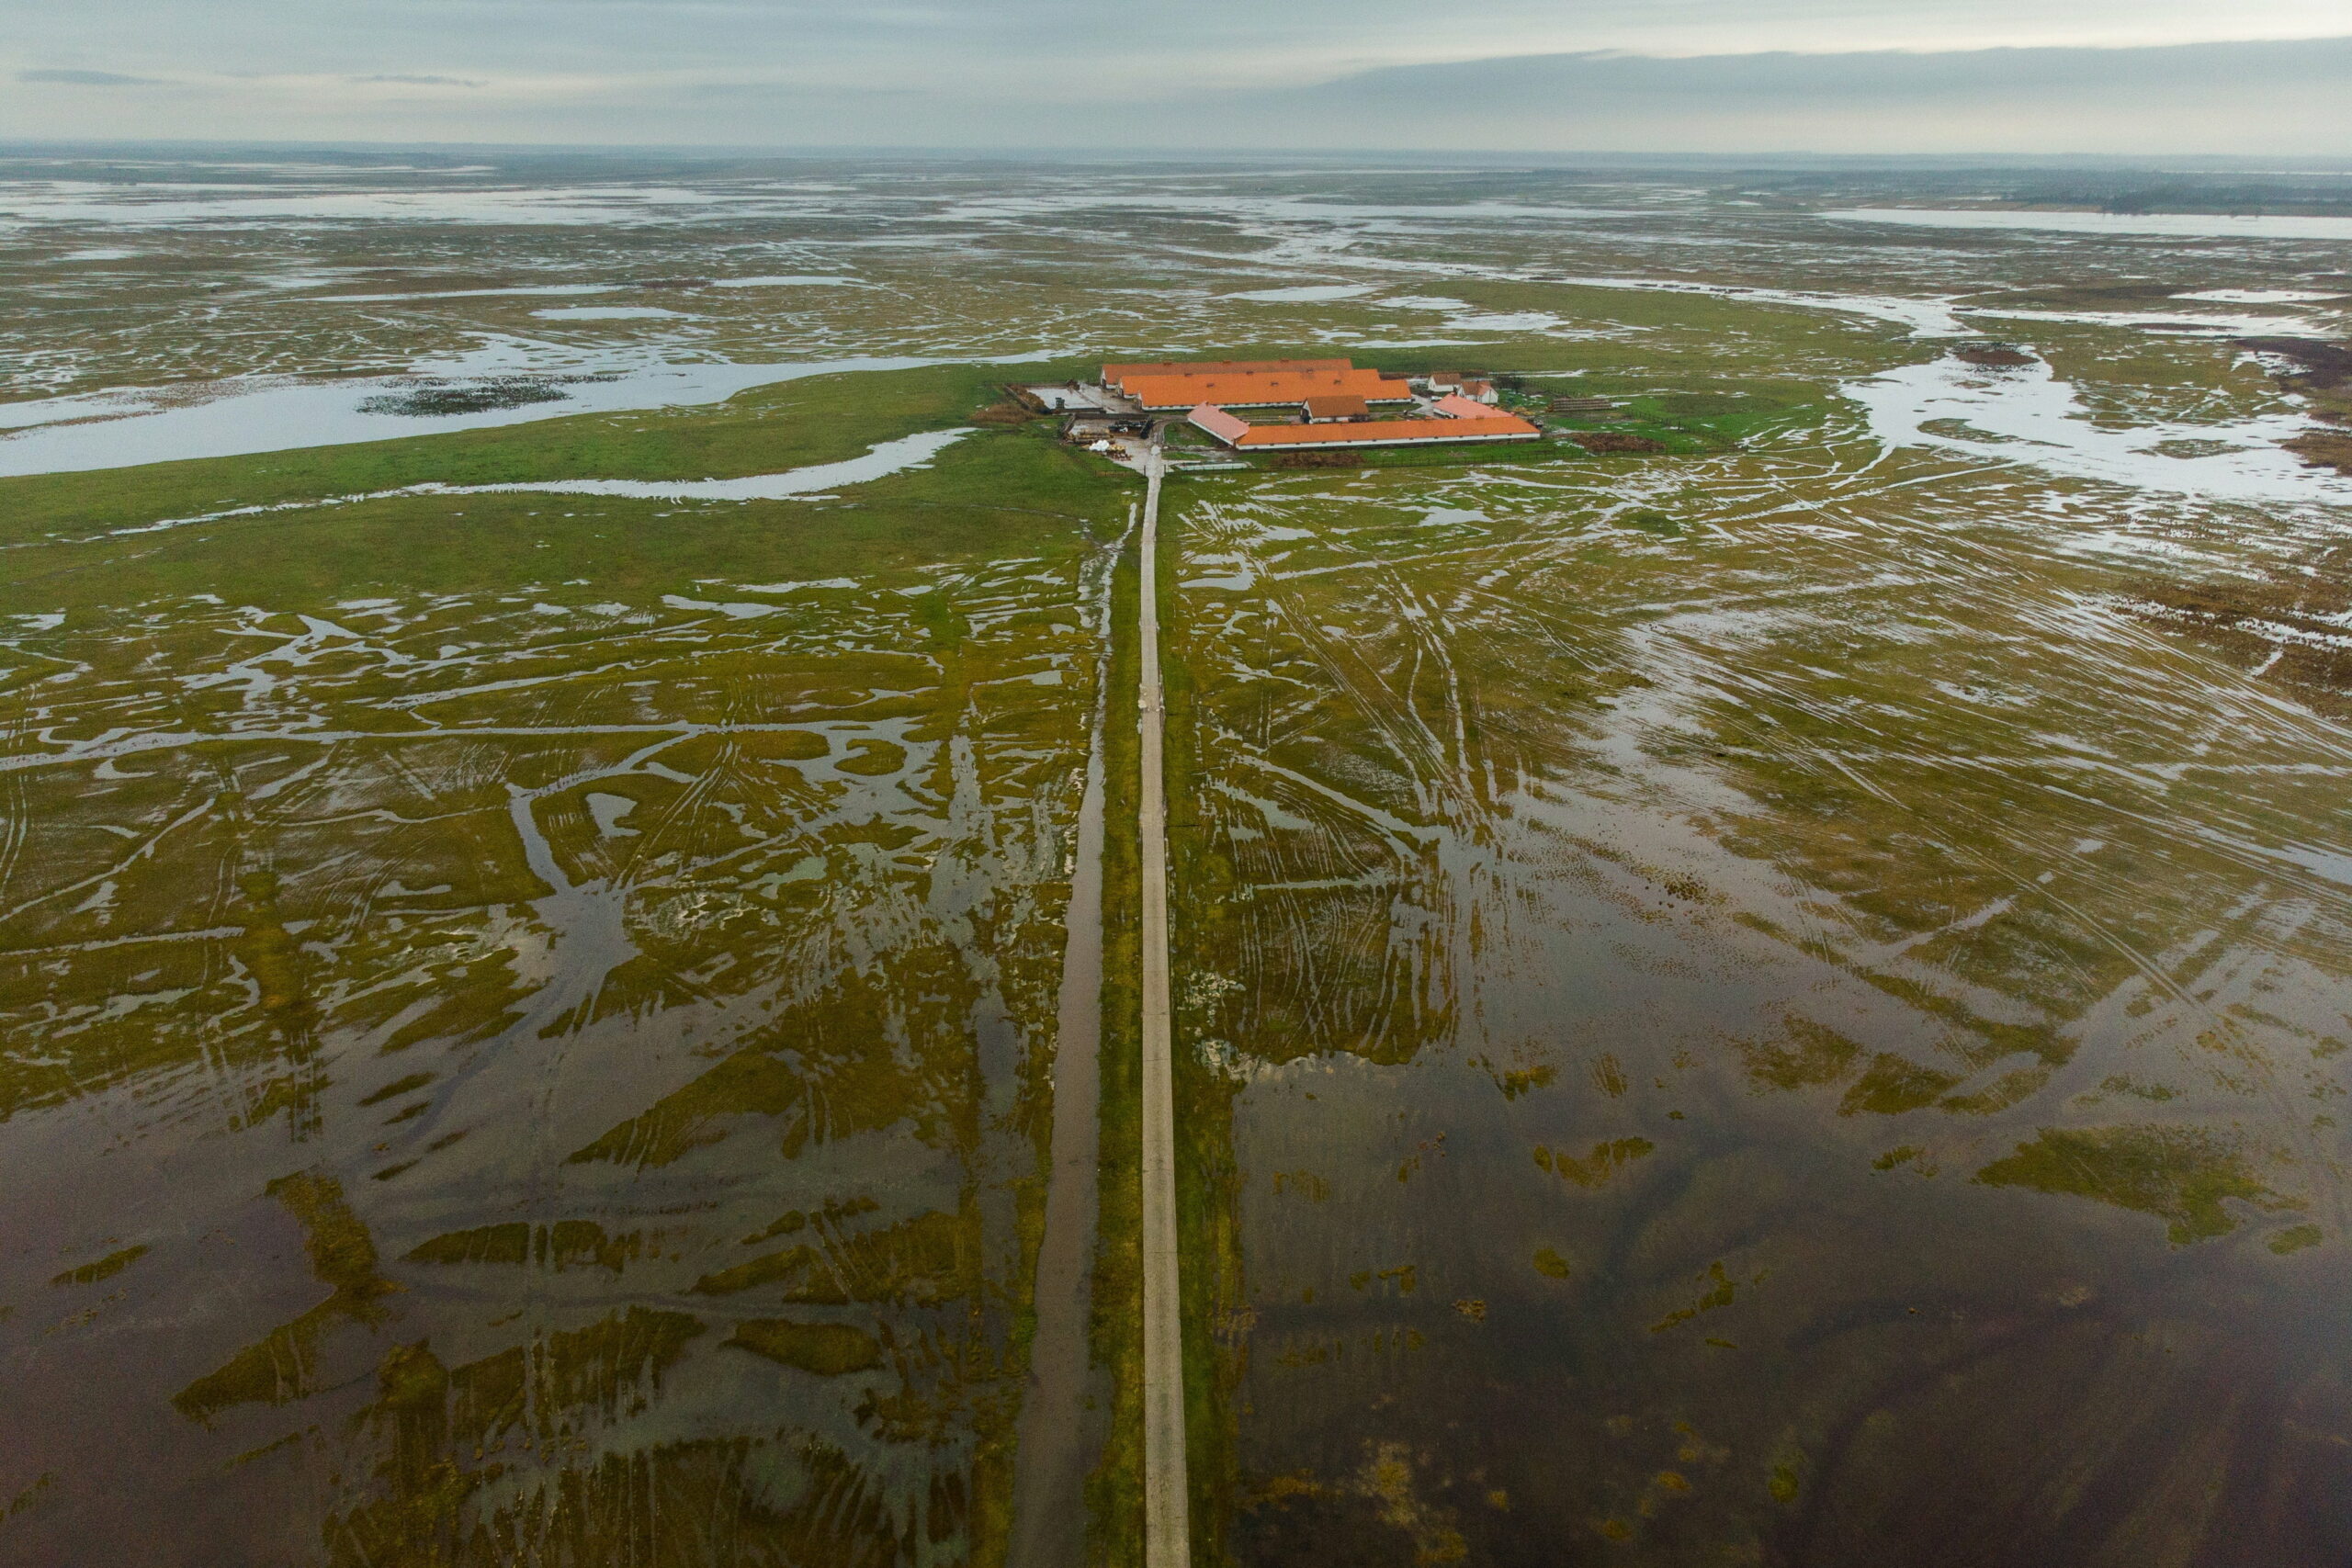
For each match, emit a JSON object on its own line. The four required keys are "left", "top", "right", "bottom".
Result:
{"left": 1185, "top": 499, "right": 1513, "bottom": 1065}
{"left": 1579, "top": 452, "right": 2352, "bottom": 1192}
{"left": 1191, "top": 449, "right": 2352, "bottom": 1235}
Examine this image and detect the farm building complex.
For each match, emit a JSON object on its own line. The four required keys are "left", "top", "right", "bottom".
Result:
{"left": 1032, "top": 357, "right": 1542, "bottom": 454}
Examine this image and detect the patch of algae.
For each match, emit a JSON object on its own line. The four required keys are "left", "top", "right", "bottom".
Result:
{"left": 728, "top": 1319, "right": 886, "bottom": 1376}
{"left": 49, "top": 1244, "right": 149, "bottom": 1288}
{"left": 1974, "top": 1125, "right": 2296, "bottom": 1245}
{"left": 2268, "top": 1224, "right": 2324, "bottom": 1255}
{"left": 1737, "top": 1016, "right": 1864, "bottom": 1092}
{"left": 234, "top": 871, "right": 311, "bottom": 1016}
{"left": 835, "top": 738, "right": 910, "bottom": 777}
{"left": 1534, "top": 1138, "right": 1657, "bottom": 1189}
{"left": 357, "top": 1073, "right": 436, "bottom": 1108}
{"left": 564, "top": 964, "right": 951, "bottom": 1168}
{"left": 1491, "top": 1064, "right": 1555, "bottom": 1100}
{"left": 1650, "top": 1262, "right": 1741, "bottom": 1333}
{"left": 692, "top": 1208, "right": 969, "bottom": 1305}
{"left": 321, "top": 1337, "right": 937, "bottom": 1567}
{"left": 403, "top": 1221, "right": 642, "bottom": 1273}
{"left": 1838, "top": 1055, "right": 1964, "bottom": 1118}
{"left": 175, "top": 1170, "right": 399, "bottom": 1421}
{"left": 5, "top": 1472, "right": 57, "bottom": 1522}
{"left": 541, "top": 1308, "right": 707, "bottom": 1416}
{"left": 1358, "top": 1441, "right": 1469, "bottom": 1566}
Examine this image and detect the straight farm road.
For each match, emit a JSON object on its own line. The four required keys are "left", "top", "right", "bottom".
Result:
{"left": 1136, "top": 450, "right": 1193, "bottom": 1568}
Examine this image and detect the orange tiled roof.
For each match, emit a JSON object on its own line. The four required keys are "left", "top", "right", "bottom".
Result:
{"left": 1304, "top": 394, "right": 1370, "bottom": 419}
{"left": 1125, "top": 367, "right": 1412, "bottom": 410}
{"left": 1190, "top": 405, "right": 1542, "bottom": 448}
{"left": 1104, "top": 357, "right": 1351, "bottom": 389}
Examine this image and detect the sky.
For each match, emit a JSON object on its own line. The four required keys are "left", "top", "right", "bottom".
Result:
{"left": 4, "top": 0, "right": 2350, "bottom": 153}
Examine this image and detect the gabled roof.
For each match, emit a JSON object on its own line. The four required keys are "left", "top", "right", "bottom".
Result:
{"left": 1187, "top": 404, "right": 1251, "bottom": 444}
{"left": 1103, "top": 357, "right": 1351, "bottom": 389}
{"left": 1430, "top": 394, "right": 1495, "bottom": 419}
{"left": 1303, "top": 394, "right": 1370, "bottom": 419}
{"left": 1189, "top": 403, "right": 1541, "bottom": 449}
{"left": 1124, "top": 367, "right": 1413, "bottom": 410}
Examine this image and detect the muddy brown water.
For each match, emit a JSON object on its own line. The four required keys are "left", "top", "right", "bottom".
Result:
{"left": 1161, "top": 410, "right": 2352, "bottom": 1566}
{"left": 0, "top": 553, "right": 1103, "bottom": 1565}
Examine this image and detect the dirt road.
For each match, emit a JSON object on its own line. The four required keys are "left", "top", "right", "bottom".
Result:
{"left": 1136, "top": 451, "right": 1192, "bottom": 1568}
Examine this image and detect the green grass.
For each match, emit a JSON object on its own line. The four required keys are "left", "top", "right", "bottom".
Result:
{"left": 0, "top": 402, "right": 1135, "bottom": 618}
{"left": 0, "top": 361, "right": 1127, "bottom": 544}
{"left": 1086, "top": 525, "right": 1148, "bottom": 1568}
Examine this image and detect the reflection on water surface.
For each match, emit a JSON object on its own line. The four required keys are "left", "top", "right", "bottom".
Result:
{"left": 1165, "top": 406, "right": 2352, "bottom": 1564}
{"left": 0, "top": 527, "right": 1109, "bottom": 1564}
{"left": 5, "top": 149, "right": 2352, "bottom": 1567}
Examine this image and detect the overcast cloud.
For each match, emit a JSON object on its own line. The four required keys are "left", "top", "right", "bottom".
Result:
{"left": 3, "top": 0, "right": 2347, "bottom": 152}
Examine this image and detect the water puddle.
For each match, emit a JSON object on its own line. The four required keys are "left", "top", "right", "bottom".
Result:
{"left": 442, "top": 427, "right": 974, "bottom": 502}
{"left": 528, "top": 305, "right": 690, "bottom": 321}
{"left": 1547, "top": 274, "right": 1970, "bottom": 336}
{"left": 1228, "top": 285, "right": 1377, "bottom": 303}
{"left": 1826, "top": 208, "right": 2352, "bottom": 243}
{"left": 1962, "top": 305, "right": 2330, "bottom": 338}
{"left": 305, "top": 283, "right": 627, "bottom": 303}
{"left": 2178, "top": 289, "right": 2348, "bottom": 305}
{"left": 705, "top": 275, "right": 862, "bottom": 288}
{"left": 0, "top": 180, "right": 853, "bottom": 227}
{"left": 1843, "top": 355, "right": 2352, "bottom": 503}
{"left": 0, "top": 351, "right": 1052, "bottom": 477}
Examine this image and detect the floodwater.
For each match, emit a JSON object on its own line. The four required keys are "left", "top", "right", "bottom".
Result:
{"left": 447, "top": 428, "right": 978, "bottom": 502}
{"left": 0, "top": 504, "right": 1116, "bottom": 1562}
{"left": 1827, "top": 208, "right": 2352, "bottom": 242}
{"left": 1844, "top": 355, "right": 2352, "bottom": 502}
{"left": 1162, "top": 386, "right": 2352, "bottom": 1563}
{"left": 5, "top": 148, "right": 2352, "bottom": 1566}
{"left": 1005, "top": 531, "right": 1124, "bottom": 1568}
{"left": 0, "top": 354, "right": 944, "bottom": 477}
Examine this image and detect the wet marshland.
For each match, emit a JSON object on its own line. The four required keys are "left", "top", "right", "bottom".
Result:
{"left": 3, "top": 152, "right": 2351, "bottom": 1566}
{"left": 1162, "top": 413, "right": 2352, "bottom": 1564}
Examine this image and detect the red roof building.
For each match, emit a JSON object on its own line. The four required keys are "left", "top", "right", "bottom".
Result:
{"left": 1189, "top": 402, "right": 1541, "bottom": 451}
{"left": 1102, "top": 358, "right": 1351, "bottom": 392}
{"left": 1121, "top": 367, "right": 1413, "bottom": 411}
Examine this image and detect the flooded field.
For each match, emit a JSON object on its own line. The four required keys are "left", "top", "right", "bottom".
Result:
{"left": 2, "top": 149, "right": 2350, "bottom": 1565}
{"left": 0, "top": 353, "right": 1138, "bottom": 1564}
{"left": 1162, "top": 421, "right": 2352, "bottom": 1566}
